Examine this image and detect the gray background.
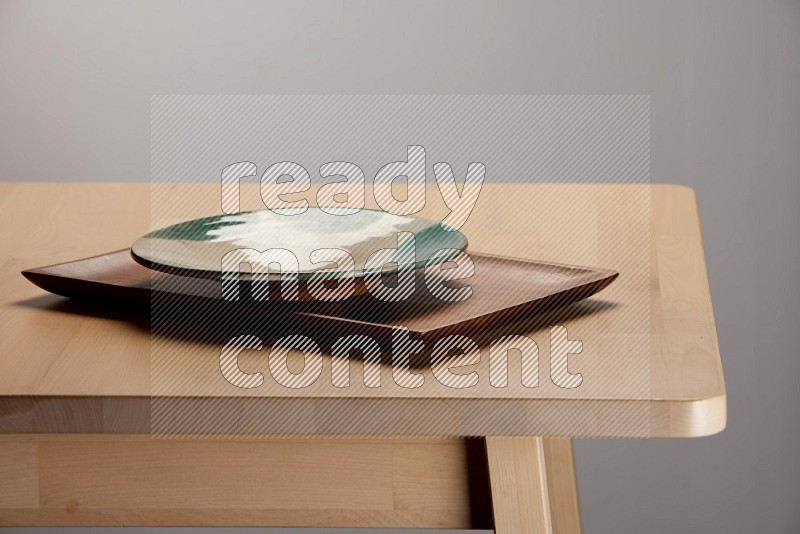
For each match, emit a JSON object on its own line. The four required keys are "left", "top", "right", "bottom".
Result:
{"left": 1, "top": 1, "right": 798, "bottom": 533}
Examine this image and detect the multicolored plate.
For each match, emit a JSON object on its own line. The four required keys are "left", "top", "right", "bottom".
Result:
{"left": 131, "top": 208, "right": 468, "bottom": 280}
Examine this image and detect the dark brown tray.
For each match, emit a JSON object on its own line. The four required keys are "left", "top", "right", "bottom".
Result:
{"left": 22, "top": 250, "right": 617, "bottom": 342}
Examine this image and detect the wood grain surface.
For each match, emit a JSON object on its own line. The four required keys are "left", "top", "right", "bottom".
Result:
{"left": 0, "top": 434, "right": 493, "bottom": 528}
{"left": 0, "top": 183, "right": 726, "bottom": 438}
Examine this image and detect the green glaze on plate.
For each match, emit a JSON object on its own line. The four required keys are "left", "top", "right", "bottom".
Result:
{"left": 131, "top": 208, "right": 468, "bottom": 280}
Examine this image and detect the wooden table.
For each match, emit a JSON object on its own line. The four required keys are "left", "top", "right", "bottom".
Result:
{"left": 0, "top": 182, "right": 725, "bottom": 532}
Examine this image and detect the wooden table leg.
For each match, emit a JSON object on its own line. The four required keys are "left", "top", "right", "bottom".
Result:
{"left": 485, "top": 437, "right": 581, "bottom": 534}
{"left": 1, "top": 433, "right": 580, "bottom": 531}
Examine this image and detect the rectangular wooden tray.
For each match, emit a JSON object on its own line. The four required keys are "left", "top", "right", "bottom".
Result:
{"left": 22, "top": 250, "right": 617, "bottom": 342}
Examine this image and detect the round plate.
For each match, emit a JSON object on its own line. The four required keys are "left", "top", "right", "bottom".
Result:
{"left": 131, "top": 208, "right": 467, "bottom": 280}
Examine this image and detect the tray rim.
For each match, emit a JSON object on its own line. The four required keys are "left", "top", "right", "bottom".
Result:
{"left": 22, "top": 248, "right": 619, "bottom": 338}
